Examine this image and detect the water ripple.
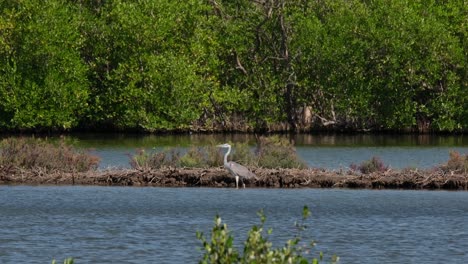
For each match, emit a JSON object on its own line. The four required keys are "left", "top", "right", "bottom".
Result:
{"left": 1, "top": 186, "right": 467, "bottom": 263}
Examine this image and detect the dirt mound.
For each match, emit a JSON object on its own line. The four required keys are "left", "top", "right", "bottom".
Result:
{"left": 1, "top": 166, "right": 467, "bottom": 190}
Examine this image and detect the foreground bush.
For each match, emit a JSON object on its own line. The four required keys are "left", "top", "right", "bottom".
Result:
{"left": 0, "top": 137, "right": 99, "bottom": 172}
{"left": 129, "top": 137, "right": 307, "bottom": 169}
{"left": 197, "top": 206, "right": 338, "bottom": 264}
{"left": 51, "top": 258, "right": 74, "bottom": 264}
{"left": 51, "top": 208, "right": 337, "bottom": 263}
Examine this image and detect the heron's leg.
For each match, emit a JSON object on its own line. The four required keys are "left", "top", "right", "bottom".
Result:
{"left": 235, "top": 176, "right": 239, "bottom": 189}
{"left": 242, "top": 179, "right": 246, "bottom": 188}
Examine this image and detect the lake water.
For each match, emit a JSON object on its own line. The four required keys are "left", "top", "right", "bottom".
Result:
{"left": 1, "top": 134, "right": 467, "bottom": 263}
{"left": 1, "top": 186, "right": 467, "bottom": 263}
{"left": 62, "top": 133, "right": 468, "bottom": 169}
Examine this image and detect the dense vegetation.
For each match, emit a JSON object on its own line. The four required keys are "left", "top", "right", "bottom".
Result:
{"left": 1, "top": 0, "right": 466, "bottom": 133}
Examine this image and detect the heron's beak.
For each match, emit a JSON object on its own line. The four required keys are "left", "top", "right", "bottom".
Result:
{"left": 216, "top": 144, "right": 223, "bottom": 147}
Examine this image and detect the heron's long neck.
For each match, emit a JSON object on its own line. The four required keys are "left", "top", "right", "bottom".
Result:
{"left": 224, "top": 146, "right": 231, "bottom": 164}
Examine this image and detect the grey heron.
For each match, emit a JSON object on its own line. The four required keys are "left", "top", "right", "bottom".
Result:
{"left": 217, "top": 143, "right": 256, "bottom": 189}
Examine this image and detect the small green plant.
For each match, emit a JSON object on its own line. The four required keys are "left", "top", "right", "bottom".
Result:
{"left": 0, "top": 137, "right": 99, "bottom": 172}
{"left": 256, "top": 136, "right": 308, "bottom": 169}
{"left": 440, "top": 151, "right": 468, "bottom": 173}
{"left": 197, "top": 206, "right": 338, "bottom": 264}
{"left": 350, "top": 156, "right": 388, "bottom": 174}
{"left": 51, "top": 258, "right": 74, "bottom": 264}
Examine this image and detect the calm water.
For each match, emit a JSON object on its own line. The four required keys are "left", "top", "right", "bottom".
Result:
{"left": 61, "top": 133, "right": 468, "bottom": 169}
{"left": 2, "top": 133, "right": 466, "bottom": 169}
{"left": 0, "top": 186, "right": 467, "bottom": 263}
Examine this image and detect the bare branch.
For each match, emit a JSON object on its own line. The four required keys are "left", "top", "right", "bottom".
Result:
{"left": 234, "top": 51, "right": 248, "bottom": 75}
{"left": 315, "top": 114, "right": 336, "bottom": 126}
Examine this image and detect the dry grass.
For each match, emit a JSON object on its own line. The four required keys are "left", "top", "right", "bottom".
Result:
{"left": 350, "top": 156, "right": 388, "bottom": 174}
{"left": 440, "top": 151, "right": 468, "bottom": 174}
{"left": 0, "top": 137, "right": 100, "bottom": 173}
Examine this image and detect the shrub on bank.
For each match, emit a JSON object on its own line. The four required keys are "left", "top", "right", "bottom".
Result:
{"left": 179, "top": 147, "right": 209, "bottom": 168}
{"left": 0, "top": 137, "right": 99, "bottom": 172}
{"left": 350, "top": 156, "right": 388, "bottom": 174}
{"left": 130, "top": 147, "right": 218, "bottom": 169}
{"left": 129, "top": 148, "right": 180, "bottom": 169}
{"left": 231, "top": 142, "right": 257, "bottom": 167}
{"left": 129, "top": 137, "right": 308, "bottom": 170}
{"left": 177, "top": 142, "right": 257, "bottom": 168}
{"left": 256, "top": 136, "right": 308, "bottom": 169}
{"left": 197, "top": 206, "right": 338, "bottom": 263}
{"left": 440, "top": 151, "right": 468, "bottom": 174}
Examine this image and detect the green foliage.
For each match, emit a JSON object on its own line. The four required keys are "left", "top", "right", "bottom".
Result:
{"left": 77, "top": 0, "right": 208, "bottom": 131}
{"left": 256, "top": 136, "right": 308, "bottom": 169}
{"left": 0, "top": 137, "right": 100, "bottom": 172}
{"left": 0, "top": 0, "right": 465, "bottom": 132}
{"left": 296, "top": 0, "right": 466, "bottom": 131}
{"left": 197, "top": 206, "right": 338, "bottom": 264}
{"left": 350, "top": 156, "right": 388, "bottom": 174}
{"left": 51, "top": 258, "right": 74, "bottom": 264}
{"left": 0, "top": 0, "right": 89, "bottom": 130}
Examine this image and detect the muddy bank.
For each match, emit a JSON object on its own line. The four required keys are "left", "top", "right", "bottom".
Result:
{"left": 0, "top": 167, "right": 467, "bottom": 190}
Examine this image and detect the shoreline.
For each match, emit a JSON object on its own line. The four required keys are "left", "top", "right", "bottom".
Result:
{"left": 1, "top": 167, "right": 467, "bottom": 190}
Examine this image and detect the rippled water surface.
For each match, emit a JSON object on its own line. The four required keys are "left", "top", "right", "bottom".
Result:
{"left": 1, "top": 186, "right": 467, "bottom": 263}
